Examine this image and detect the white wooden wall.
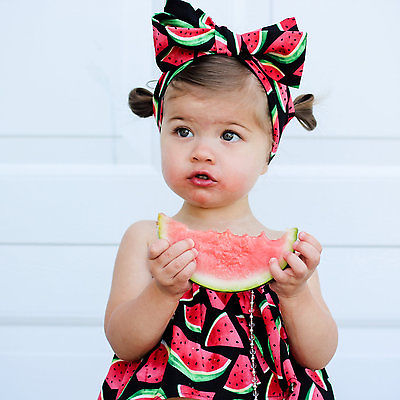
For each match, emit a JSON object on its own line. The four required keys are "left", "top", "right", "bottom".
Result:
{"left": 1, "top": 0, "right": 399, "bottom": 398}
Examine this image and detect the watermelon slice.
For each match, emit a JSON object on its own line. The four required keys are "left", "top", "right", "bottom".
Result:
{"left": 157, "top": 213, "right": 297, "bottom": 292}
{"left": 177, "top": 384, "right": 215, "bottom": 399}
{"left": 205, "top": 312, "right": 243, "bottom": 348}
{"left": 136, "top": 341, "right": 170, "bottom": 383}
{"left": 223, "top": 354, "right": 259, "bottom": 394}
{"left": 169, "top": 326, "right": 231, "bottom": 382}
{"left": 305, "top": 368, "right": 328, "bottom": 391}
{"left": 184, "top": 302, "right": 206, "bottom": 333}
{"left": 266, "top": 373, "right": 284, "bottom": 398}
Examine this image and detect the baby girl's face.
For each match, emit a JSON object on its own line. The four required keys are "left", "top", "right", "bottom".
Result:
{"left": 160, "top": 78, "right": 272, "bottom": 209}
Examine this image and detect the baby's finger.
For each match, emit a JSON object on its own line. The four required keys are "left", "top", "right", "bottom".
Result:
{"left": 175, "top": 260, "right": 197, "bottom": 284}
{"left": 148, "top": 238, "right": 170, "bottom": 260}
{"left": 269, "top": 257, "right": 289, "bottom": 283}
{"left": 284, "top": 252, "right": 308, "bottom": 278}
{"left": 293, "top": 240, "right": 320, "bottom": 269}
{"left": 298, "top": 231, "right": 322, "bottom": 254}
{"left": 164, "top": 248, "right": 198, "bottom": 277}
{"left": 158, "top": 238, "right": 195, "bottom": 266}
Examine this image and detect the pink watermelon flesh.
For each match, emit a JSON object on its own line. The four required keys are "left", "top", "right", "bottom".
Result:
{"left": 178, "top": 384, "right": 215, "bottom": 399}
{"left": 266, "top": 373, "right": 284, "bottom": 398}
{"left": 184, "top": 302, "right": 206, "bottom": 332}
{"left": 136, "top": 341, "right": 169, "bottom": 383}
{"left": 158, "top": 213, "right": 297, "bottom": 292}
{"left": 223, "top": 354, "right": 259, "bottom": 394}
{"left": 205, "top": 312, "right": 243, "bottom": 348}
{"left": 305, "top": 368, "right": 327, "bottom": 391}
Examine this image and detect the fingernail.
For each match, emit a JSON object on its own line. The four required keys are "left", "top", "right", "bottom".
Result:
{"left": 187, "top": 238, "right": 195, "bottom": 247}
{"left": 299, "top": 232, "right": 305, "bottom": 239}
{"left": 294, "top": 240, "right": 299, "bottom": 247}
{"left": 192, "top": 248, "right": 198, "bottom": 256}
{"left": 270, "top": 257, "right": 277, "bottom": 264}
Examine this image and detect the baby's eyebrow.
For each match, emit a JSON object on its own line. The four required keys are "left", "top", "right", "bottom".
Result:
{"left": 166, "top": 116, "right": 251, "bottom": 132}
{"left": 222, "top": 121, "right": 248, "bottom": 129}
{"left": 167, "top": 116, "right": 194, "bottom": 123}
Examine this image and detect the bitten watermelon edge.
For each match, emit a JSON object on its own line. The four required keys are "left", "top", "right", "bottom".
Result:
{"left": 157, "top": 213, "right": 298, "bottom": 292}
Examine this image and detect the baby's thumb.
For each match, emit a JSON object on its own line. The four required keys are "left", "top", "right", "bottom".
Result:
{"left": 148, "top": 238, "right": 170, "bottom": 260}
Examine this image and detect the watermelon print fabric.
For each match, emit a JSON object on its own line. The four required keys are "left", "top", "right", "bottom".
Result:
{"left": 152, "top": 0, "right": 308, "bottom": 163}
{"left": 98, "top": 284, "right": 334, "bottom": 399}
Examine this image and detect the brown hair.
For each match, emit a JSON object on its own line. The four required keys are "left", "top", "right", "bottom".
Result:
{"left": 128, "top": 55, "right": 316, "bottom": 131}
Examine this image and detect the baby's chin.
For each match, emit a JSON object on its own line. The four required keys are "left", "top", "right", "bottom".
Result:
{"left": 179, "top": 191, "right": 248, "bottom": 211}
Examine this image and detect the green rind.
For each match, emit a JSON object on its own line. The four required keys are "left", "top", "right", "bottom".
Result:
{"left": 305, "top": 384, "right": 317, "bottom": 400}
{"left": 223, "top": 382, "right": 254, "bottom": 395}
{"left": 205, "top": 312, "right": 226, "bottom": 346}
{"left": 168, "top": 349, "right": 230, "bottom": 382}
{"left": 157, "top": 213, "right": 166, "bottom": 240}
{"left": 126, "top": 388, "right": 166, "bottom": 399}
{"left": 184, "top": 304, "right": 202, "bottom": 333}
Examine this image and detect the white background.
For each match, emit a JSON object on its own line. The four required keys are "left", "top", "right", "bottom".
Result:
{"left": 1, "top": 0, "right": 399, "bottom": 398}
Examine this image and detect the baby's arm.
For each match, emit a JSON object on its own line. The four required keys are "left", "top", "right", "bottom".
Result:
{"left": 269, "top": 232, "right": 338, "bottom": 370}
{"left": 104, "top": 220, "right": 197, "bottom": 361}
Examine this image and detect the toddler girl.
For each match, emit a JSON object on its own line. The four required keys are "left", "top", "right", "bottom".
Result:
{"left": 98, "top": 0, "right": 337, "bottom": 399}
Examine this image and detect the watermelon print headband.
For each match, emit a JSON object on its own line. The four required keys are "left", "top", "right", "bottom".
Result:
{"left": 152, "top": 0, "right": 307, "bottom": 162}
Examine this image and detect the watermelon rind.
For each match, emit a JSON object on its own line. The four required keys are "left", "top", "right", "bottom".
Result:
{"left": 126, "top": 388, "right": 167, "bottom": 399}
{"left": 168, "top": 349, "right": 231, "bottom": 382}
{"left": 184, "top": 304, "right": 202, "bottom": 333}
{"left": 157, "top": 213, "right": 298, "bottom": 292}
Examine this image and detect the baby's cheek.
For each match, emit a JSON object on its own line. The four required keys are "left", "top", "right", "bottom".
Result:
{"left": 161, "top": 157, "right": 178, "bottom": 186}
{"left": 225, "top": 167, "right": 256, "bottom": 193}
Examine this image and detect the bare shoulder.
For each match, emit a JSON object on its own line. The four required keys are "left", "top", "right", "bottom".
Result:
{"left": 104, "top": 219, "right": 158, "bottom": 331}
{"left": 123, "top": 219, "right": 158, "bottom": 246}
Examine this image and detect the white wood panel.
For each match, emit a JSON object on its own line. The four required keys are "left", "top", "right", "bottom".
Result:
{"left": 0, "top": 245, "right": 114, "bottom": 321}
{"left": 272, "top": 0, "right": 400, "bottom": 139}
{"left": 1, "top": 245, "right": 399, "bottom": 324}
{"left": 1, "top": 167, "right": 398, "bottom": 245}
{"left": 0, "top": 118, "right": 155, "bottom": 165}
{"left": 318, "top": 248, "right": 400, "bottom": 323}
{"left": 0, "top": 0, "right": 153, "bottom": 143}
{"left": 329, "top": 327, "right": 400, "bottom": 399}
{"left": 0, "top": 325, "right": 398, "bottom": 399}
{"left": 152, "top": 0, "right": 275, "bottom": 31}
{"left": 0, "top": 326, "right": 112, "bottom": 399}
{"left": 0, "top": 137, "right": 117, "bottom": 164}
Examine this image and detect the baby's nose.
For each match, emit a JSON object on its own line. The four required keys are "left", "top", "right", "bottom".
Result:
{"left": 190, "top": 140, "right": 215, "bottom": 163}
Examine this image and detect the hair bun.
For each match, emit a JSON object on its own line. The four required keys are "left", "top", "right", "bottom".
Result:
{"left": 293, "top": 93, "right": 317, "bottom": 131}
{"left": 128, "top": 87, "right": 154, "bottom": 118}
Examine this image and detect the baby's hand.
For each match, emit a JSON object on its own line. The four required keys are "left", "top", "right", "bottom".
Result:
{"left": 148, "top": 238, "right": 197, "bottom": 298}
{"left": 269, "top": 231, "right": 322, "bottom": 299}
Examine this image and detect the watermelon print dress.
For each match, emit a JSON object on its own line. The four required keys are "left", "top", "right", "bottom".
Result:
{"left": 98, "top": 284, "right": 334, "bottom": 400}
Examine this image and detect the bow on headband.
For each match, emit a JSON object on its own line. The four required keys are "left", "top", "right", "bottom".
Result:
{"left": 152, "top": 0, "right": 307, "bottom": 161}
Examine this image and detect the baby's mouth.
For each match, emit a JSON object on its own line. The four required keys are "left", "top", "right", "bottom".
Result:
{"left": 189, "top": 171, "right": 217, "bottom": 182}
{"left": 188, "top": 171, "right": 217, "bottom": 186}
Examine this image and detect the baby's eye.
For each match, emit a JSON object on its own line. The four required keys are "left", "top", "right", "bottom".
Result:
{"left": 175, "top": 127, "right": 193, "bottom": 138}
{"left": 221, "top": 131, "right": 240, "bottom": 142}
